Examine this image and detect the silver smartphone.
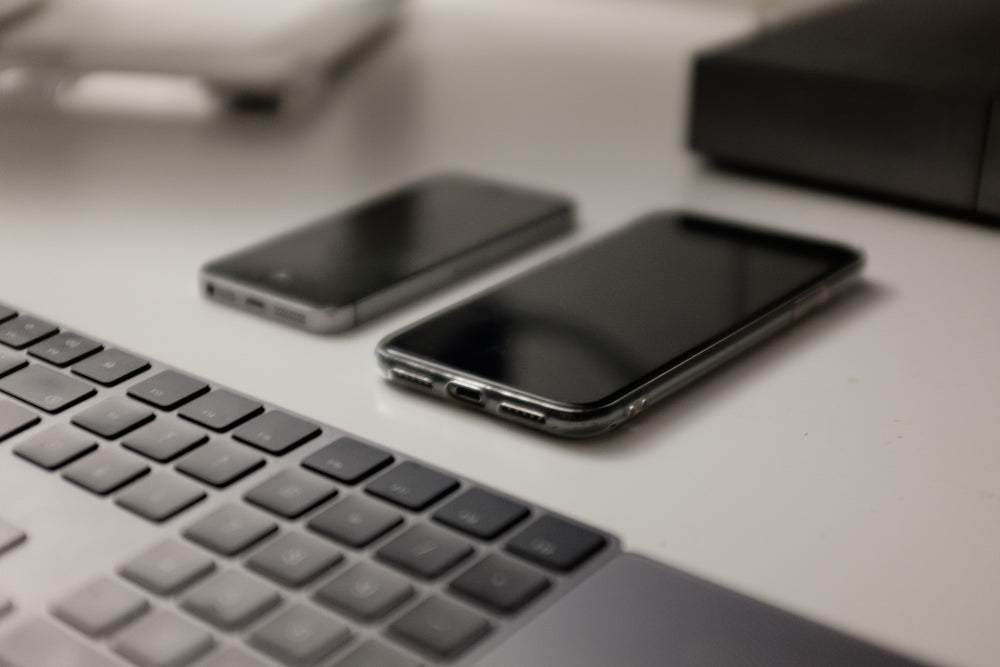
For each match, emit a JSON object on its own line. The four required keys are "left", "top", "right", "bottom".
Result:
{"left": 376, "top": 211, "right": 864, "bottom": 438}
{"left": 200, "top": 174, "right": 574, "bottom": 332}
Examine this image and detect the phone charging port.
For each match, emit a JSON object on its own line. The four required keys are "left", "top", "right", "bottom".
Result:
{"left": 447, "top": 382, "right": 485, "bottom": 406}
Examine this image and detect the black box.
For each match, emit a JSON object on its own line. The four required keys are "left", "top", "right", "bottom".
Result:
{"left": 689, "top": 0, "right": 1000, "bottom": 220}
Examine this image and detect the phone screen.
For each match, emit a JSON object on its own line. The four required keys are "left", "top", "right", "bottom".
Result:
{"left": 204, "top": 175, "right": 570, "bottom": 309}
{"left": 383, "top": 213, "right": 861, "bottom": 408}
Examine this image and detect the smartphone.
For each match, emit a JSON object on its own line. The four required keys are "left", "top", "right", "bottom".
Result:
{"left": 200, "top": 174, "right": 574, "bottom": 332}
{"left": 376, "top": 212, "right": 864, "bottom": 438}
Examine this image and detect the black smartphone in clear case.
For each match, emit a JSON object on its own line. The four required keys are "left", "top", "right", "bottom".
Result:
{"left": 376, "top": 211, "right": 864, "bottom": 438}
{"left": 200, "top": 174, "right": 574, "bottom": 332}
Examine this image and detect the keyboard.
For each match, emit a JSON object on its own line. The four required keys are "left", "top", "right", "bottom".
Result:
{"left": 0, "top": 302, "right": 617, "bottom": 667}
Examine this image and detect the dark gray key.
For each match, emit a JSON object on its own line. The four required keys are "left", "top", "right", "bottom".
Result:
{"left": 0, "top": 399, "right": 39, "bottom": 442}
{"left": 390, "top": 596, "right": 490, "bottom": 659}
{"left": 62, "top": 448, "right": 149, "bottom": 495}
{"left": 119, "top": 539, "right": 215, "bottom": 596}
{"left": 181, "top": 570, "right": 281, "bottom": 631}
{"left": 0, "top": 315, "right": 57, "bottom": 349}
{"left": 175, "top": 439, "right": 264, "bottom": 487}
{"left": 183, "top": 503, "right": 277, "bottom": 556}
{"left": 28, "top": 332, "right": 101, "bottom": 367}
{"left": 450, "top": 554, "right": 550, "bottom": 614}
{"left": 178, "top": 389, "right": 263, "bottom": 431}
{"left": 506, "top": 515, "right": 607, "bottom": 572}
{"left": 127, "top": 369, "right": 208, "bottom": 410}
{"left": 0, "top": 518, "right": 26, "bottom": 557}
{"left": 0, "top": 365, "right": 95, "bottom": 414}
{"left": 0, "top": 349, "right": 27, "bottom": 377}
{"left": 367, "top": 462, "right": 458, "bottom": 511}
{"left": 13, "top": 425, "right": 97, "bottom": 469}
{"left": 247, "top": 532, "right": 342, "bottom": 588}
{"left": 113, "top": 609, "right": 215, "bottom": 667}
{"left": 333, "top": 639, "right": 422, "bottom": 667}
{"left": 244, "top": 468, "right": 338, "bottom": 518}
{"left": 201, "top": 646, "right": 272, "bottom": 667}
{"left": 315, "top": 562, "right": 413, "bottom": 622}
{"left": 0, "top": 596, "right": 10, "bottom": 619}
{"left": 122, "top": 418, "right": 207, "bottom": 462}
{"left": 233, "top": 410, "right": 319, "bottom": 455}
{"left": 51, "top": 576, "right": 149, "bottom": 637}
{"left": 250, "top": 603, "right": 351, "bottom": 666}
{"left": 73, "top": 348, "right": 149, "bottom": 386}
{"left": 303, "top": 437, "right": 393, "bottom": 484}
{"left": 115, "top": 473, "right": 207, "bottom": 522}
{"left": 434, "top": 488, "right": 530, "bottom": 540}
{"left": 0, "top": 305, "right": 14, "bottom": 323}
{"left": 377, "top": 524, "right": 474, "bottom": 580}
{"left": 71, "top": 396, "right": 154, "bottom": 439}
{"left": 307, "top": 495, "right": 403, "bottom": 548}
{"left": 0, "top": 617, "right": 119, "bottom": 667}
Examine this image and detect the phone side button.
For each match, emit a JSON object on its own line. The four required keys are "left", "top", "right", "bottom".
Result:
{"left": 497, "top": 403, "right": 546, "bottom": 425}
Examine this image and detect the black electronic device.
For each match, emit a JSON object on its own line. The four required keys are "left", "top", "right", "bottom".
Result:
{"left": 689, "top": 0, "right": 1000, "bottom": 220}
{"left": 377, "top": 212, "right": 863, "bottom": 438}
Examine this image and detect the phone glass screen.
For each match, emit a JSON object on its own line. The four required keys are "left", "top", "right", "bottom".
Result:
{"left": 205, "top": 176, "right": 569, "bottom": 309}
{"left": 383, "top": 214, "right": 861, "bottom": 407}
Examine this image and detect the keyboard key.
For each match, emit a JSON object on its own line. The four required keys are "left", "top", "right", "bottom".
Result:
{"left": 244, "top": 468, "right": 338, "bottom": 518}
{"left": 201, "top": 646, "right": 272, "bottom": 667}
{"left": 0, "top": 316, "right": 57, "bottom": 349}
{"left": 247, "top": 532, "right": 343, "bottom": 588}
{"left": 0, "top": 399, "right": 39, "bottom": 442}
{"left": 115, "top": 473, "right": 207, "bottom": 522}
{"left": 0, "top": 617, "right": 119, "bottom": 667}
{"left": 119, "top": 539, "right": 215, "bottom": 596}
{"left": 0, "top": 518, "right": 26, "bottom": 557}
{"left": 122, "top": 418, "right": 207, "bottom": 462}
{"left": 28, "top": 332, "right": 101, "bottom": 367}
{"left": 127, "top": 370, "right": 208, "bottom": 410}
{"left": 51, "top": 576, "right": 149, "bottom": 637}
{"left": 303, "top": 437, "right": 393, "bottom": 484}
{"left": 233, "top": 410, "right": 320, "bottom": 455}
{"left": 0, "top": 365, "right": 95, "bottom": 414}
{"left": 181, "top": 570, "right": 281, "bottom": 631}
{"left": 113, "top": 609, "right": 214, "bottom": 667}
{"left": 314, "top": 562, "right": 413, "bottom": 622}
{"left": 0, "top": 305, "right": 13, "bottom": 323}
{"left": 450, "top": 554, "right": 551, "bottom": 614}
{"left": 377, "top": 524, "right": 474, "bottom": 580}
{"left": 366, "top": 462, "right": 459, "bottom": 511}
{"left": 333, "top": 639, "right": 421, "bottom": 667}
{"left": 434, "top": 488, "right": 530, "bottom": 540}
{"left": 506, "top": 515, "right": 607, "bottom": 572}
{"left": 13, "top": 425, "right": 97, "bottom": 469}
{"left": 71, "top": 396, "right": 154, "bottom": 439}
{"left": 307, "top": 495, "right": 403, "bottom": 548}
{"left": 249, "top": 603, "right": 351, "bottom": 666}
{"left": 62, "top": 448, "right": 150, "bottom": 495}
{"left": 175, "top": 439, "right": 264, "bottom": 487}
{"left": 0, "top": 597, "right": 10, "bottom": 619}
{"left": 0, "top": 349, "right": 27, "bottom": 377}
{"left": 179, "top": 389, "right": 263, "bottom": 431}
{"left": 390, "top": 596, "right": 490, "bottom": 659}
{"left": 183, "top": 503, "right": 277, "bottom": 556}
{"left": 73, "top": 348, "right": 150, "bottom": 386}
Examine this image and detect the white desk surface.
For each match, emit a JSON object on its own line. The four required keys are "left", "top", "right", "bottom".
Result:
{"left": 1, "top": 1, "right": 997, "bottom": 665}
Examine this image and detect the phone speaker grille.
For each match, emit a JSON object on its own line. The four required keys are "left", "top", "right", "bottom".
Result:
{"left": 498, "top": 402, "right": 546, "bottom": 424}
{"left": 272, "top": 306, "right": 307, "bottom": 326}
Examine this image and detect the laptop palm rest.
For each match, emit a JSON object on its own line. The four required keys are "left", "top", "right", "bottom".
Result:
{"left": 475, "top": 553, "right": 925, "bottom": 666}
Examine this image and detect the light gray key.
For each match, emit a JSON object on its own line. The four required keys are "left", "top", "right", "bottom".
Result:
{"left": 113, "top": 609, "right": 214, "bottom": 667}
{"left": 183, "top": 503, "right": 277, "bottom": 556}
{"left": 0, "top": 618, "right": 117, "bottom": 667}
{"left": 51, "top": 576, "right": 149, "bottom": 637}
{"left": 333, "top": 639, "right": 422, "bottom": 667}
{"left": 0, "top": 519, "right": 26, "bottom": 557}
{"left": 118, "top": 539, "right": 215, "bottom": 596}
{"left": 181, "top": 570, "right": 281, "bottom": 631}
{"left": 315, "top": 561, "right": 414, "bottom": 621}
{"left": 115, "top": 473, "right": 206, "bottom": 522}
{"left": 247, "top": 532, "right": 343, "bottom": 587}
{"left": 249, "top": 603, "right": 351, "bottom": 666}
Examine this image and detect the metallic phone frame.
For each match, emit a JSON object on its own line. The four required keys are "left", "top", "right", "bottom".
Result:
{"left": 376, "top": 220, "right": 864, "bottom": 438}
